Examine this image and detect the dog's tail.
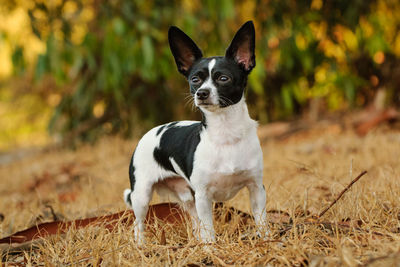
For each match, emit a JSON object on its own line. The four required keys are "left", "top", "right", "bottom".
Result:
{"left": 123, "top": 188, "right": 132, "bottom": 208}
{"left": 124, "top": 152, "right": 136, "bottom": 209}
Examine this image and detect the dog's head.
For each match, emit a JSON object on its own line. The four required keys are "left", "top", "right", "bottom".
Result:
{"left": 168, "top": 21, "right": 255, "bottom": 111}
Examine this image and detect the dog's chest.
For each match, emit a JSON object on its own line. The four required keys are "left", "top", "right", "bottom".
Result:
{"left": 192, "top": 130, "right": 262, "bottom": 201}
{"left": 197, "top": 139, "right": 259, "bottom": 172}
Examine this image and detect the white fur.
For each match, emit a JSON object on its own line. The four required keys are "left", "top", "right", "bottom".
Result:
{"left": 191, "top": 98, "right": 265, "bottom": 241}
{"left": 195, "top": 59, "right": 219, "bottom": 107}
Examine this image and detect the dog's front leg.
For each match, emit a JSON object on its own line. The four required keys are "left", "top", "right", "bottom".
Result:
{"left": 194, "top": 191, "right": 215, "bottom": 242}
{"left": 248, "top": 182, "right": 268, "bottom": 237}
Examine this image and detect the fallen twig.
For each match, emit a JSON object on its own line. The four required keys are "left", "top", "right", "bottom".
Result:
{"left": 278, "top": 170, "right": 369, "bottom": 237}
{"left": 318, "top": 170, "right": 368, "bottom": 218}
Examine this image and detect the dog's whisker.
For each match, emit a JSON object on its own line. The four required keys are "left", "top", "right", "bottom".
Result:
{"left": 184, "top": 97, "right": 197, "bottom": 112}
{"left": 183, "top": 94, "right": 193, "bottom": 100}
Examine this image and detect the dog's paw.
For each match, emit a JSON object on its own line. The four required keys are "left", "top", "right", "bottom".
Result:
{"left": 239, "top": 227, "right": 271, "bottom": 241}
{"left": 257, "top": 227, "right": 271, "bottom": 239}
{"left": 198, "top": 229, "right": 216, "bottom": 243}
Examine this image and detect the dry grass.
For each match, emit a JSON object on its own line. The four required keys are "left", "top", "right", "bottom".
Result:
{"left": 1, "top": 124, "right": 400, "bottom": 266}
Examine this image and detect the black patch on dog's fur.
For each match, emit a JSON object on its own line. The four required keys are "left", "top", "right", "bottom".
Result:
{"left": 156, "top": 121, "right": 180, "bottom": 136}
{"left": 125, "top": 190, "right": 132, "bottom": 207}
{"left": 156, "top": 125, "right": 166, "bottom": 136}
{"left": 168, "top": 121, "right": 179, "bottom": 127}
{"left": 153, "top": 122, "right": 202, "bottom": 179}
{"left": 153, "top": 147, "right": 176, "bottom": 174}
{"left": 128, "top": 153, "right": 136, "bottom": 192}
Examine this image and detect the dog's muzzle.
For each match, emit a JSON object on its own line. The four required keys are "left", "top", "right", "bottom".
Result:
{"left": 195, "top": 88, "right": 218, "bottom": 108}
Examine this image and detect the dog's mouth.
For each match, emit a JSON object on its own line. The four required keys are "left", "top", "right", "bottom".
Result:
{"left": 195, "top": 99, "right": 215, "bottom": 106}
{"left": 197, "top": 102, "right": 212, "bottom": 106}
{"left": 194, "top": 94, "right": 221, "bottom": 110}
{"left": 196, "top": 101, "right": 221, "bottom": 112}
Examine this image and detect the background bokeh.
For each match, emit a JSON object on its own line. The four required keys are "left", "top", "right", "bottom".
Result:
{"left": 1, "top": 0, "right": 400, "bottom": 149}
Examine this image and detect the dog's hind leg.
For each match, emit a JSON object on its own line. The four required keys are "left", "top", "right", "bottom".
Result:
{"left": 129, "top": 182, "right": 153, "bottom": 243}
{"left": 159, "top": 177, "right": 203, "bottom": 240}
{"left": 155, "top": 177, "right": 200, "bottom": 239}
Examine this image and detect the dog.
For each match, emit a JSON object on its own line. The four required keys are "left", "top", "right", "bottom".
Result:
{"left": 124, "top": 21, "right": 267, "bottom": 243}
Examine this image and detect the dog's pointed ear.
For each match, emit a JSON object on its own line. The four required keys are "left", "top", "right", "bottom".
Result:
{"left": 225, "top": 21, "right": 256, "bottom": 73}
{"left": 168, "top": 26, "right": 203, "bottom": 76}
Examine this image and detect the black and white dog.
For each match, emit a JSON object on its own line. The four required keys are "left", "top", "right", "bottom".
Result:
{"left": 124, "top": 21, "right": 267, "bottom": 243}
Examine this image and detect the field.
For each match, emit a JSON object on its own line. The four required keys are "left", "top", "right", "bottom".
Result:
{"left": 1, "top": 122, "right": 400, "bottom": 266}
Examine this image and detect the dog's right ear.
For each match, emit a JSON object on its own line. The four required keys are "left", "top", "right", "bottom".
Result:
{"left": 168, "top": 26, "right": 203, "bottom": 77}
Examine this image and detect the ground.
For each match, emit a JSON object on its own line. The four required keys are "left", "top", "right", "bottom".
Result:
{"left": 1, "top": 122, "right": 400, "bottom": 266}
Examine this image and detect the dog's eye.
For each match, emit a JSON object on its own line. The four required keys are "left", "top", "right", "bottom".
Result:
{"left": 190, "top": 76, "right": 201, "bottom": 84}
{"left": 217, "top": 75, "right": 230, "bottom": 83}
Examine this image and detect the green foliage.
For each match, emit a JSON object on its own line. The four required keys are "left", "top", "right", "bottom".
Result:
{"left": 7, "top": 0, "right": 400, "bottom": 141}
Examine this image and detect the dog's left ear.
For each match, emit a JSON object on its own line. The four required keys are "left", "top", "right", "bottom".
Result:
{"left": 225, "top": 21, "right": 256, "bottom": 73}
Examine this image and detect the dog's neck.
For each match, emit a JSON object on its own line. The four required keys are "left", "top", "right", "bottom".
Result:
{"left": 200, "top": 97, "right": 257, "bottom": 145}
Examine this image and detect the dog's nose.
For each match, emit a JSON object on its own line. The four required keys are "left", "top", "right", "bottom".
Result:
{"left": 196, "top": 89, "right": 210, "bottom": 100}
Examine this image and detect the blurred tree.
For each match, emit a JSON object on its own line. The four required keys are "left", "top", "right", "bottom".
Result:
{"left": 2, "top": 0, "right": 400, "bottom": 143}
